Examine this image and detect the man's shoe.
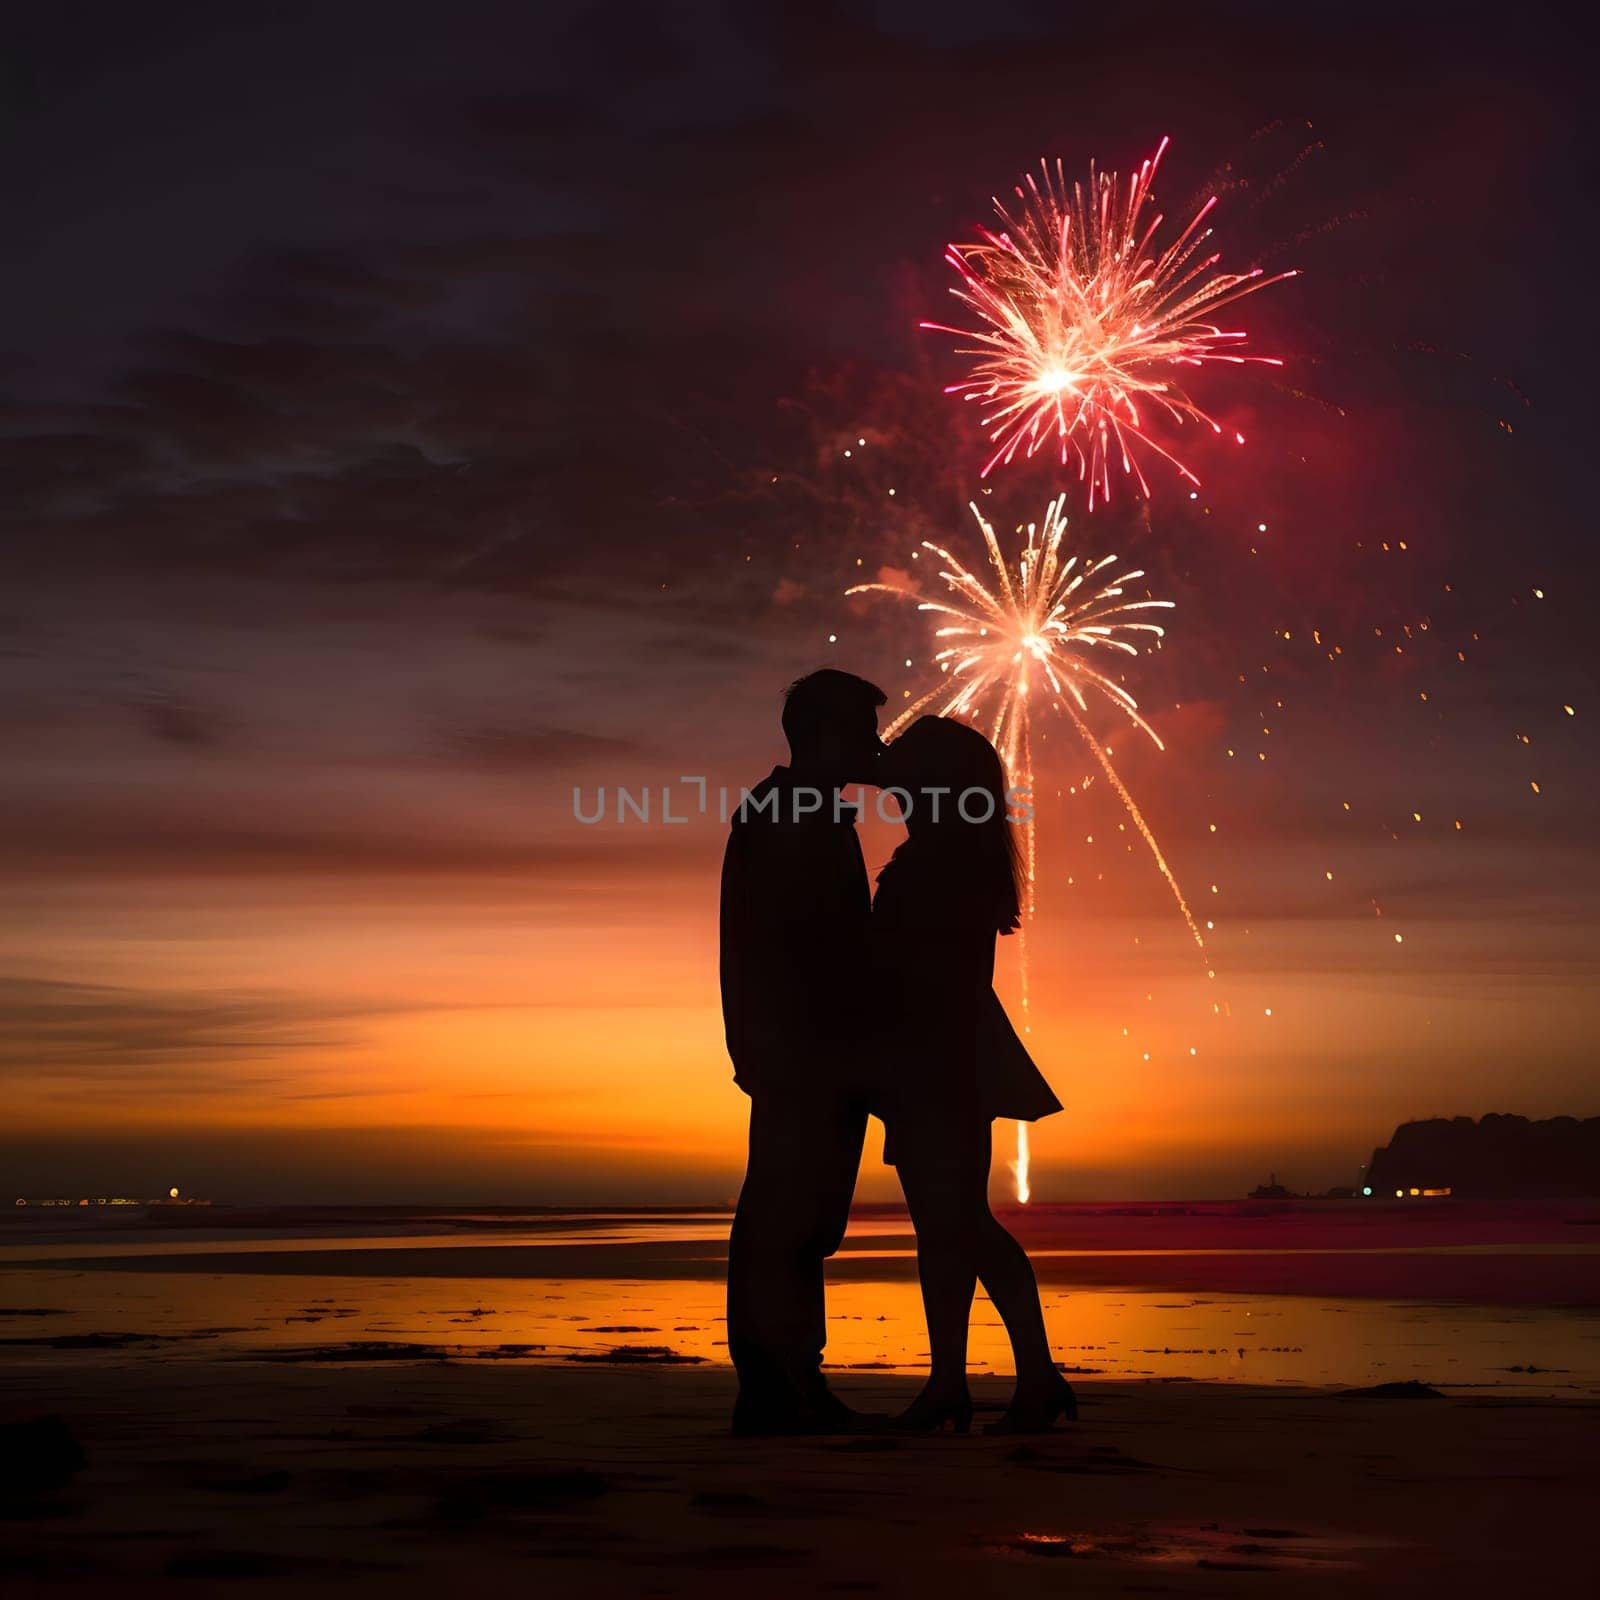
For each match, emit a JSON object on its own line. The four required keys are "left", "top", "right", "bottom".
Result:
{"left": 807, "top": 1387, "right": 889, "bottom": 1434}
{"left": 732, "top": 1387, "right": 886, "bottom": 1437}
{"left": 731, "top": 1390, "right": 814, "bottom": 1437}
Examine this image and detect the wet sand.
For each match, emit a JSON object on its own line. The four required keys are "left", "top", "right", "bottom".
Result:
{"left": 3, "top": 1357, "right": 1594, "bottom": 1596}
{"left": 3, "top": 1202, "right": 1594, "bottom": 1592}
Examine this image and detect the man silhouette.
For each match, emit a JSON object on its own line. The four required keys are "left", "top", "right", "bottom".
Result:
{"left": 720, "top": 669, "right": 886, "bottom": 1434}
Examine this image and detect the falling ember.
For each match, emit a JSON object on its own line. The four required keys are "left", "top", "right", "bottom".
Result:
{"left": 848, "top": 495, "right": 1204, "bottom": 1199}
{"left": 1011, "top": 1123, "right": 1031, "bottom": 1204}
{"left": 923, "top": 138, "right": 1296, "bottom": 505}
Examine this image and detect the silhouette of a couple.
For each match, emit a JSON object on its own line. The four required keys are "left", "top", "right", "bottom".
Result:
{"left": 720, "top": 669, "right": 1073, "bottom": 1435}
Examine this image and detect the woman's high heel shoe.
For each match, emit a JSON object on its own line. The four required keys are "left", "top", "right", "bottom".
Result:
{"left": 894, "top": 1390, "right": 974, "bottom": 1434}
{"left": 984, "top": 1375, "right": 1078, "bottom": 1434}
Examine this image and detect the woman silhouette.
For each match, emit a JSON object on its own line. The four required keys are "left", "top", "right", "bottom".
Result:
{"left": 873, "top": 715, "right": 1075, "bottom": 1433}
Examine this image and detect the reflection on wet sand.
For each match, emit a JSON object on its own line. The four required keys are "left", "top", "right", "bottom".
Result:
{"left": 4, "top": 1267, "right": 1595, "bottom": 1395}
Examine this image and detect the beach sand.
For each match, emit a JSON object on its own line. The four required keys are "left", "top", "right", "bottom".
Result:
{"left": 4, "top": 1202, "right": 1595, "bottom": 1594}
{"left": 3, "top": 1357, "right": 1594, "bottom": 1597}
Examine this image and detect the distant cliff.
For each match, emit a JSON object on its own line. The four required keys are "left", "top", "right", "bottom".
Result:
{"left": 1367, "top": 1114, "right": 1600, "bottom": 1198}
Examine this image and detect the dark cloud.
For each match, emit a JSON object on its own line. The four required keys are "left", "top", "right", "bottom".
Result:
{"left": 0, "top": 976, "right": 377, "bottom": 1073}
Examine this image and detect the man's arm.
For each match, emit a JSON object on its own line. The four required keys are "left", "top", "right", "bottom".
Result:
{"left": 719, "top": 816, "right": 867, "bottom": 1087}
{"left": 719, "top": 825, "right": 754, "bottom": 1085}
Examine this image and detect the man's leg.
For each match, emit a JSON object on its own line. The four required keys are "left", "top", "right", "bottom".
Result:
{"left": 797, "top": 1089, "right": 869, "bottom": 1407}
{"left": 727, "top": 1093, "right": 797, "bottom": 1423}
{"left": 726, "top": 1087, "right": 867, "bottom": 1426}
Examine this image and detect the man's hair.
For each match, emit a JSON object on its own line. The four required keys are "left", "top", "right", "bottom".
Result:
{"left": 781, "top": 669, "right": 886, "bottom": 753}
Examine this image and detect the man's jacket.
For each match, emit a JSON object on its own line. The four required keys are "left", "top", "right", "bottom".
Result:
{"left": 718, "top": 767, "right": 871, "bottom": 1094}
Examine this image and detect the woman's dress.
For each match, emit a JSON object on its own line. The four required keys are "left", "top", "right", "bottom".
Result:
{"left": 872, "top": 843, "right": 1062, "bottom": 1167}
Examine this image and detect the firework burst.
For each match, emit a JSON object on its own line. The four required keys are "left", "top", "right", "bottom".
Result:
{"left": 847, "top": 495, "right": 1204, "bottom": 950}
{"left": 924, "top": 137, "right": 1296, "bottom": 505}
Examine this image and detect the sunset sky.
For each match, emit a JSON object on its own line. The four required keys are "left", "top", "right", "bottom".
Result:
{"left": 2, "top": 2, "right": 1594, "bottom": 1203}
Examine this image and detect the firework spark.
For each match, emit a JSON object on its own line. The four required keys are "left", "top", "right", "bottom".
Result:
{"left": 848, "top": 494, "right": 1204, "bottom": 945}
{"left": 924, "top": 138, "right": 1296, "bottom": 505}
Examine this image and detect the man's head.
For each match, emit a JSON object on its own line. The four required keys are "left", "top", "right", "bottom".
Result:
{"left": 781, "top": 669, "right": 886, "bottom": 783}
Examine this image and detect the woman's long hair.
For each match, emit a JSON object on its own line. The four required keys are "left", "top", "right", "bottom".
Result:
{"left": 886, "top": 716, "right": 1023, "bottom": 934}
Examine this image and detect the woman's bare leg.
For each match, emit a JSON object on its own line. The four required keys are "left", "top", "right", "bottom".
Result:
{"left": 977, "top": 1212, "right": 1058, "bottom": 1394}
{"left": 969, "top": 1125, "right": 1073, "bottom": 1416}
{"left": 896, "top": 1149, "right": 978, "bottom": 1420}
{"left": 955, "top": 1123, "right": 1055, "bottom": 1391}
